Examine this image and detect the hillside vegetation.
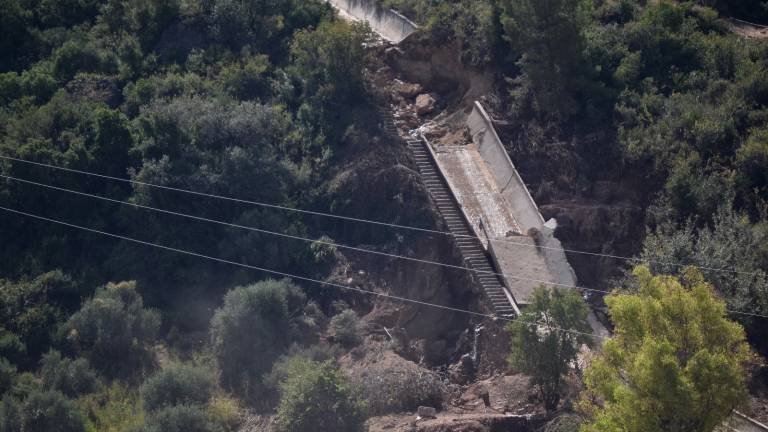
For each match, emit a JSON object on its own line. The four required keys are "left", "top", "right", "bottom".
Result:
{"left": 1, "top": 0, "right": 767, "bottom": 431}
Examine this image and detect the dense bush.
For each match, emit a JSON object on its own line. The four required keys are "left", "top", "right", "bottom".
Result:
{"left": 140, "top": 404, "right": 222, "bottom": 432}
{"left": 19, "top": 390, "right": 85, "bottom": 432}
{"left": 39, "top": 350, "right": 100, "bottom": 398}
{"left": 63, "top": 281, "right": 160, "bottom": 379}
{"left": 508, "top": 287, "right": 592, "bottom": 411}
{"left": 76, "top": 382, "right": 146, "bottom": 432}
{"left": 637, "top": 206, "right": 768, "bottom": 350}
{"left": 141, "top": 363, "right": 214, "bottom": 412}
{"left": 0, "top": 271, "right": 76, "bottom": 368}
{"left": 328, "top": 309, "right": 363, "bottom": 347}
{"left": 210, "top": 279, "right": 306, "bottom": 401}
{"left": 0, "top": 359, "right": 15, "bottom": 396}
{"left": 276, "top": 357, "right": 367, "bottom": 432}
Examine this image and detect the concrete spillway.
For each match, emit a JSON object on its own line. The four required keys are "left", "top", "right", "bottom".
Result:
{"left": 423, "top": 102, "right": 609, "bottom": 335}
{"left": 327, "top": 0, "right": 418, "bottom": 43}
{"left": 426, "top": 102, "right": 577, "bottom": 308}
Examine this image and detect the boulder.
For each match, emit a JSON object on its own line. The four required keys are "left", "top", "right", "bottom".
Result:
{"left": 415, "top": 94, "right": 436, "bottom": 115}
{"left": 417, "top": 406, "right": 438, "bottom": 419}
{"left": 394, "top": 80, "right": 424, "bottom": 98}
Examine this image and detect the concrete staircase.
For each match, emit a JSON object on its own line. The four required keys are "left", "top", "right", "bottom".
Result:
{"left": 406, "top": 138, "right": 517, "bottom": 318}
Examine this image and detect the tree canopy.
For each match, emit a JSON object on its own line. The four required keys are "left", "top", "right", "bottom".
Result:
{"left": 210, "top": 279, "right": 306, "bottom": 401}
{"left": 508, "top": 286, "right": 592, "bottom": 411}
{"left": 276, "top": 357, "right": 367, "bottom": 432}
{"left": 580, "top": 266, "right": 750, "bottom": 432}
{"left": 63, "top": 281, "right": 160, "bottom": 378}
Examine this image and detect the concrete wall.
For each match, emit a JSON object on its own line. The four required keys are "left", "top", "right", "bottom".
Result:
{"left": 467, "top": 102, "right": 544, "bottom": 233}
{"left": 467, "top": 101, "right": 578, "bottom": 294}
{"left": 327, "top": 0, "right": 418, "bottom": 43}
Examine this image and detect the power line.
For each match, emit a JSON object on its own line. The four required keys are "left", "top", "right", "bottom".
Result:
{"left": 4, "top": 173, "right": 767, "bottom": 320}
{"left": 0, "top": 204, "right": 605, "bottom": 340}
{"left": 0, "top": 173, "right": 612, "bottom": 296}
{"left": 0, "top": 154, "right": 759, "bottom": 277}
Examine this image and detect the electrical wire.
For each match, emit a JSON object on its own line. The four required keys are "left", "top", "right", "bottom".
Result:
{"left": 0, "top": 154, "right": 760, "bottom": 277}
{"left": 3, "top": 172, "right": 767, "bottom": 320}
{"left": 0, "top": 204, "right": 606, "bottom": 340}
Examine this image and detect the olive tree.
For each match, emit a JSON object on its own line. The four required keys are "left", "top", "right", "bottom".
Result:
{"left": 64, "top": 281, "right": 160, "bottom": 378}
{"left": 210, "top": 279, "right": 306, "bottom": 401}
{"left": 141, "top": 363, "right": 214, "bottom": 411}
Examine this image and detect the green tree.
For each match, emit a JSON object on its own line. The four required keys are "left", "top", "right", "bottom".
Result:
{"left": 499, "top": 0, "right": 586, "bottom": 119}
{"left": 0, "top": 395, "right": 21, "bottom": 432}
{"left": 638, "top": 206, "right": 768, "bottom": 352}
{"left": 290, "top": 20, "right": 371, "bottom": 107}
{"left": 219, "top": 55, "right": 271, "bottom": 100}
{"left": 0, "top": 359, "right": 15, "bottom": 396}
{"left": 736, "top": 127, "right": 768, "bottom": 206}
{"left": 19, "top": 390, "right": 85, "bottom": 432}
{"left": 141, "top": 363, "right": 214, "bottom": 411}
{"left": 580, "top": 266, "right": 750, "bottom": 432}
{"left": 64, "top": 281, "right": 160, "bottom": 379}
{"left": 39, "top": 351, "right": 100, "bottom": 398}
{"left": 0, "top": 0, "right": 31, "bottom": 71}
{"left": 52, "top": 40, "right": 101, "bottom": 81}
{"left": 507, "top": 286, "right": 592, "bottom": 411}
{"left": 210, "top": 279, "right": 306, "bottom": 400}
{"left": 0, "top": 271, "right": 75, "bottom": 368}
{"left": 91, "top": 108, "right": 134, "bottom": 175}
{"left": 276, "top": 357, "right": 367, "bottom": 432}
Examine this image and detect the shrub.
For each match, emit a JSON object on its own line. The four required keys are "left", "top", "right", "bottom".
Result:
{"left": 20, "top": 390, "right": 85, "bottom": 432}
{"left": 141, "top": 364, "right": 214, "bottom": 411}
{"left": 219, "top": 55, "right": 271, "bottom": 100}
{"left": 0, "top": 395, "right": 20, "bottom": 432}
{"left": 0, "top": 330, "right": 25, "bottom": 368}
{"left": 40, "top": 350, "right": 100, "bottom": 397}
{"left": 77, "top": 382, "right": 145, "bottom": 432}
{"left": 328, "top": 309, "right": 363, "bottom": 347}
{"left": 0, "top": 358, "right": 15, "bottom": 396}
{"left": 206, "top": 396, "right": 242, "bottom": 432}
{"left": 356, "top": 364, "right": 444, "bottom": 415}
{"left": 507, "top": 286, "right": 592, "bottom": 412}
{"left": 210, "top": 279, "right": 305, "bottom": 400}
{"left": 276, "top": 357, "right": 367, "bottom": 432}
{"left": 52, "top": 40, "right": 102, "bottom": 81}
{"left": 64, "top": 281, "right": 160, "bottom": 379}
{"left": 140, "top": 404, "right": 222, "bottom": 432}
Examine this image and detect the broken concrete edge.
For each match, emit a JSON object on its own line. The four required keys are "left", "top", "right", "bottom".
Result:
{"left": 485, "top": 239, "right": 524, "bottom": 315}
{"left": 467, "top": 101, "right": 546, "bottom": 232}
{"left": 468, "top": 101, "right": 580, "bottom": 299}
{"left": 326, "top": 0, "right": 419, "bottom": 44}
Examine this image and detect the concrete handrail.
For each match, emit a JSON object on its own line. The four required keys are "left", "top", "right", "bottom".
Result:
{"left": 467, "top": 101, "right": 545, "bottom": 232}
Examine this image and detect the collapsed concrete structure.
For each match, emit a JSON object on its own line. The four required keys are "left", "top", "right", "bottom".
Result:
{"left": 428, "top": 102, "right": 577, "bottom": 308}
{"left": 326, "top": 0, "right": 418, "bottom": 43}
